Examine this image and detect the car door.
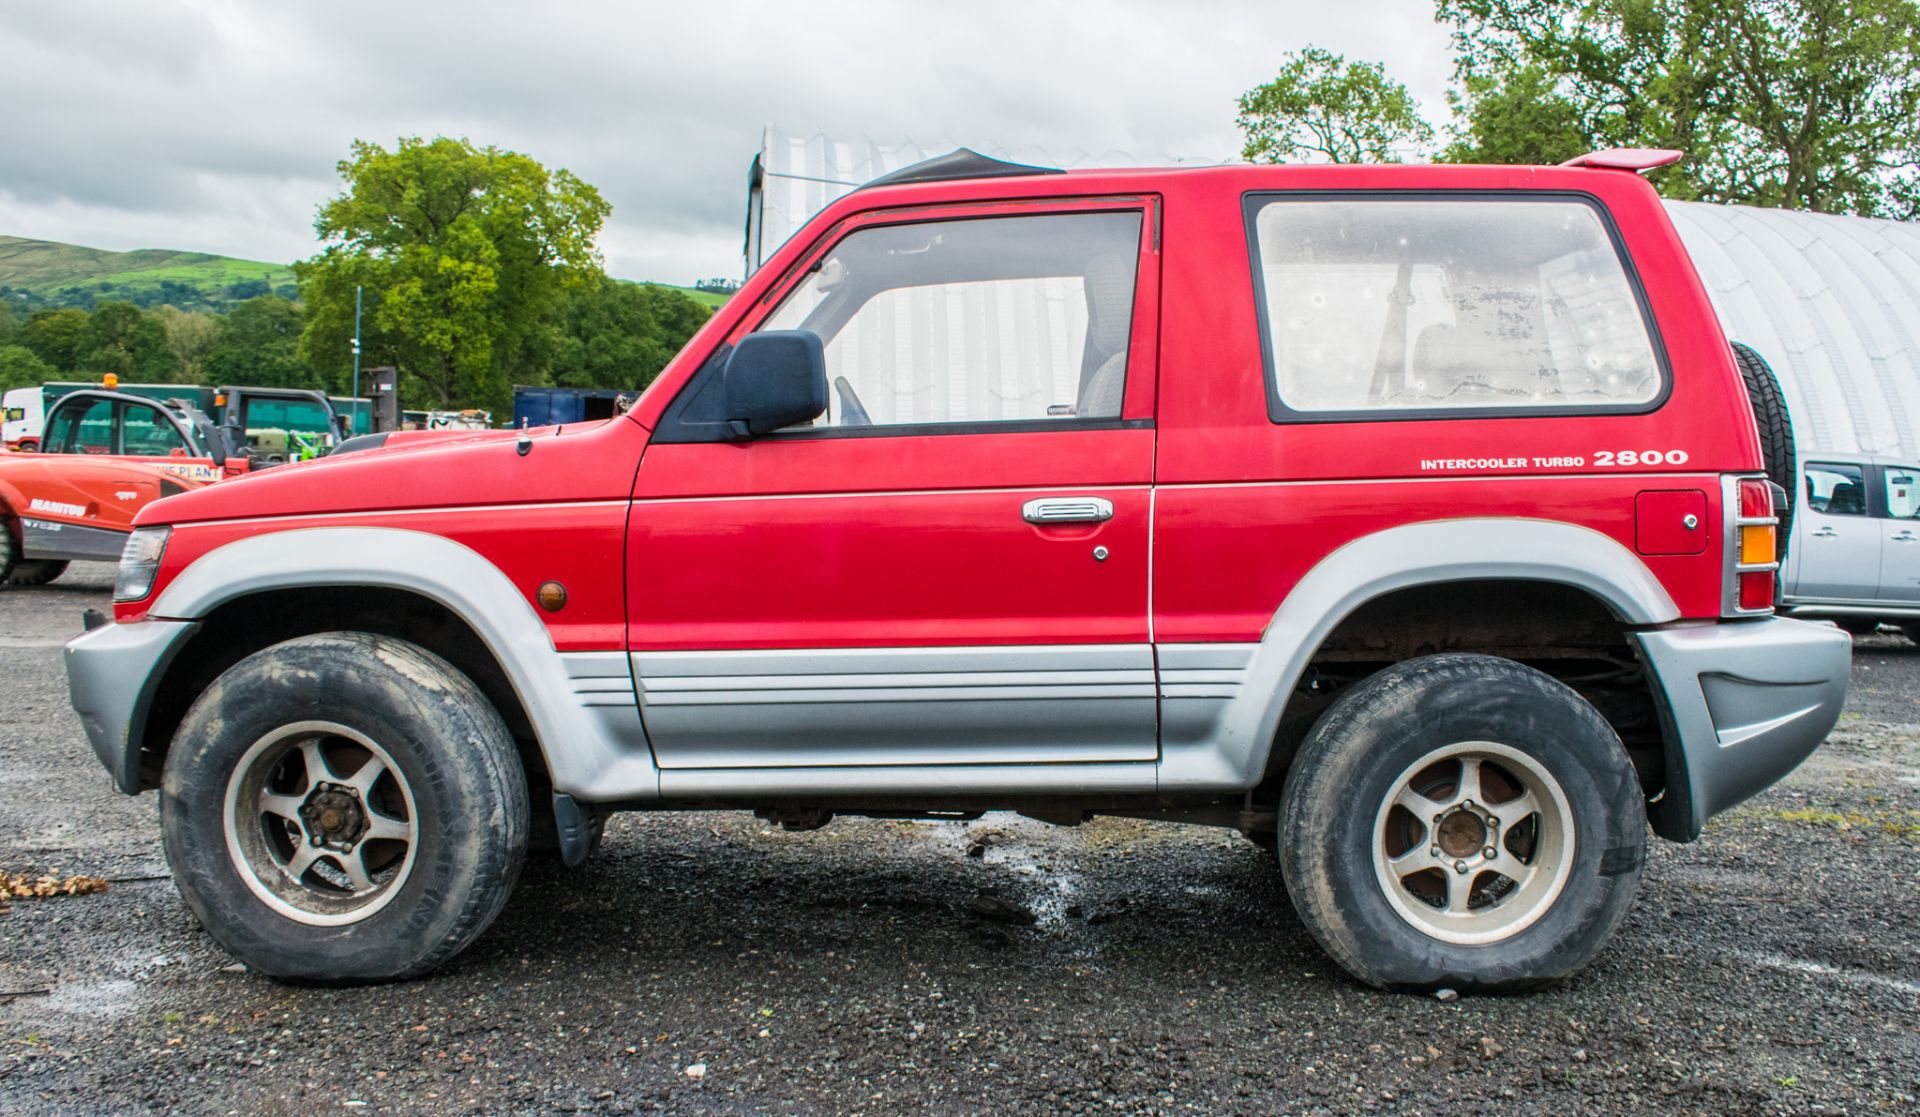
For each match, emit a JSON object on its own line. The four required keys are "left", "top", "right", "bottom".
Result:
{"left": 1793, "top": 461, "right": 1879, "bottom": 600}
{"left": 628, "top": 200, "right": 1159, "bottom": 770}
{"left": 1877, "top": 461, "right": 1920, "bottom": 603}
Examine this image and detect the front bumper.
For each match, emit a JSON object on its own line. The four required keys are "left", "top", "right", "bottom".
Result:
{"left": 1635, "top": 617, "right": 1851, "bottom": 841}
{"left": 65, "top": 618, "right": 198, "bottom": 794}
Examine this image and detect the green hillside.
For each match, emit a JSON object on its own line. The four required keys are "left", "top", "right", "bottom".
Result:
{"left": 0, "top": 234, "right": 729, "bottom": 315}
{"left": 668, "top": 284, "right": 732, "bottom": 310}
{"left": 0, "top": 235, "right": 296, "bottom": 313}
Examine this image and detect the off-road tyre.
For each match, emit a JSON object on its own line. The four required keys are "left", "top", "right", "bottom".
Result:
{"left": 1279, "top": 654, "right": 1645, "bottom": 992}
{"left": 0, "top": 522, "right": 15, "bottom": 584}
{"left": 161, "top": 632, "right": 529, "bottom": 982}
{"left": 1732, "top": 341, "right": 1796, "bottom": 552}
{"left": 6, "top": 559, "right": 68, "bottom": 586}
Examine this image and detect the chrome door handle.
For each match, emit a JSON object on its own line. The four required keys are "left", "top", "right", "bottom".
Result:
{"left": 1894, "top": 531, "right": 1918, "bottom": 542}
{"left": 1022, "top": 496, "right": 1114, "bottom": 524}
{"left": 1812, "top": 527, "right": 1839, "bottom": 538}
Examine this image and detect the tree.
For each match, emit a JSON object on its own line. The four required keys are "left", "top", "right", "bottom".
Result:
{"left": 153, "top": 306, "right": 222, "bottom": 383}
{"left": 81, "top": 301, "right": 178, "bottom": 381}
{"left": 541, "top": 279, "right": 710, "bottom": 392}
{"left": 23, "top": 308, "right": 90, "bottom": 374}
{"left": 0, "top": 345, "right": 52, "bottom": 395}
{"left": 1438, "top": 65, "right": 1593, "bottom": 165}
{"left": 296, "top": 136, "right": 612, "bottom": 414}
{"left": 205, "top": 296, "right": 314, "bottom": 389}
{"left": 1437, "top": 0, "right": 1920, "bottom": 216}
{"left": 1237, "top": 47, "right": 1436, "bottom": 163}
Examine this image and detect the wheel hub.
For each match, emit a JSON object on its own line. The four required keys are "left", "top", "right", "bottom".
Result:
{"left": 299, "top": 784, "right": 367, "bottom": 848}
{"left": 1436, "top": 805, "right": 1490, "bottom": 860}
{"left": 1373, "top": 741, "right": 1575, "bottom": 946}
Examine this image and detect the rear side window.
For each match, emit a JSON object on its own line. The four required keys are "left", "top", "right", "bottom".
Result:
{"left": 1805, "top": 463, "right": 1867, "bottom": 516}
{"left": 1884, "top": 467, "right": 1919, "bottom": 519}
{"left": 1248, "top": 196, "right": 1664, "bottom": 419}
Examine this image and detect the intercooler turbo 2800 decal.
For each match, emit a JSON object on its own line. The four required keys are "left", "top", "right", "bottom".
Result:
{"left": 1419, "top": 449, "right": 1692, "bottom": 472}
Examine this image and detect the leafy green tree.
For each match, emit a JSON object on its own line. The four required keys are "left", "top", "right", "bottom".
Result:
{"left": 0, "top": 301, "right": 15, "bottom": 347}
{"left": 1237, "top": 46, "right": 1436, "bottom": 163}
{"left": 153, "top": 306, "right": 222, "bottom": 384}
{"left": 1438, "top": 64, "right": 1593, "bottom": 165}
{"left": 1437, "top": 0, "right": 1920, "bottom": 216}
{"left": 0, "top": 345, "right": 53, "bottom": 395}
{"left": 23, "top": 308, "right": 90, "bottom": 374}
{"left": 296, "top": 136, "right": 612, "bottom": 414}
{"left": 541, "top": 279, "right": 710, "bottom": 392}
{"left": 81, "top": 301, "right": 178, "bottom": 381}
{"left": 206, "top": 296, "right": 315, "bottom": 389}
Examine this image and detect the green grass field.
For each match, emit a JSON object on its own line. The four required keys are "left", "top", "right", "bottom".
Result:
{"left": 0, "top": 235, "right": 295, "bottom": 310}
{"left": 668, "top": 285, "right": 732, "bottom": 310}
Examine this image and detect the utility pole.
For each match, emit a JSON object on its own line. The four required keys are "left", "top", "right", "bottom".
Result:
{"left": 350, "top": 285, "right": 363, "bottom": 409}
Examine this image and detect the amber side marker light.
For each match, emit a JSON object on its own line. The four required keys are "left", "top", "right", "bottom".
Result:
{"left": 537, "top": 581, "right": 568, "bottom": 612}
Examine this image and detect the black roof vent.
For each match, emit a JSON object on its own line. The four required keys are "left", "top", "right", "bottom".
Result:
{"left": 864, "top": 148, "right": 1064, "bottom": 189}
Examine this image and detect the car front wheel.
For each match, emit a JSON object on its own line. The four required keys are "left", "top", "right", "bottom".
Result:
{"left": 161, "top": 632, "right": 528, "bottom": 982}
{"left": 1279, "top": 653, "right": 1645, "bottom": 992}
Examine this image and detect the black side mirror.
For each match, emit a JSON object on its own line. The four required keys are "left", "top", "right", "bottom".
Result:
{"left": 722, "top": 330, "right": 827, "bottom": 438}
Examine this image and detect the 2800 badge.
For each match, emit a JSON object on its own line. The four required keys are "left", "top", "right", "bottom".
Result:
{"left": 1593, "top": 449, "right": 1690, "bottom": 467}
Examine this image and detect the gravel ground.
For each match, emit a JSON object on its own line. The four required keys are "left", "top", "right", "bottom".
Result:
{"left": 1, "top": 565, "right": 1916, "bottom": 1115}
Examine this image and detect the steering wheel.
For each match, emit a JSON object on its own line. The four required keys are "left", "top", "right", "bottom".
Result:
{"left": 833, "top": 376, "right": 872, "bottom": 426}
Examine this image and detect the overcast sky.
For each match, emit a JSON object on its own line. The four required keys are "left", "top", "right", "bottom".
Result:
{"left": 0, "top": 2, "right": 1453, "bottom": 285}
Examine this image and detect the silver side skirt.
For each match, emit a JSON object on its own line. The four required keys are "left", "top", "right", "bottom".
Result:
{"left": 632, "top": 644, "right": 1159, "bottom": 769}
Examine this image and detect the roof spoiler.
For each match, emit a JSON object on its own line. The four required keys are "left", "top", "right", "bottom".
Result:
{"left": 864, "top": 149, "right": 1064, "bottom": 189}
{"left": 1559, "top": 148, "right": 1683, "bottom": 173}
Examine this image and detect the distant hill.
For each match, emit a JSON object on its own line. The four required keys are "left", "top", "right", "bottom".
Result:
{"left": 672, "top": 285, "right": 732, "bottom": 310}
{"left": 0, "top": 235, "right": 297, "bottom": 313}
{"left": 0, "top": 234, "right": 728, "bottom": 315}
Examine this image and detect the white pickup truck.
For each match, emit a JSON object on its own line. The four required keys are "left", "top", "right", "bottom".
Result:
{"left": 1784, "top": 454, "right": 1920, "bottom": 638}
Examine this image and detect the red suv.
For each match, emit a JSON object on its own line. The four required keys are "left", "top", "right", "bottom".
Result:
{"left": 65, "top": 149, "right": 1850, "bottom": 991}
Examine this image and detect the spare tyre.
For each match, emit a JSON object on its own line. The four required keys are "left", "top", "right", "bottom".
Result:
{"left": 1731, "top": 341, "right": 1796, "bottom": 554}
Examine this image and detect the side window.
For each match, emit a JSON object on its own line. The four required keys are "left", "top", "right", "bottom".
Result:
{"left": 120, "top": 403, "right": 189, "bottom": 457}
{"left": 1805, "top": 463, "right": 1867, "bottom": 516}
{"left": 1884, "top": 466, "right": 1920, "bottom": 519}
{"left": 1248, "top": 197, "right": 1663, "bottom": 417}
{"left": 757, "top": 211, "right": 1143, "bottom": 429}
{"left": 49, "top": 399, "right": 116, "bottom": 454}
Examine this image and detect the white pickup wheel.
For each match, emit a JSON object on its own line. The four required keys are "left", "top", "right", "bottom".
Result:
{"left": 1279, "top": 653, "right": 1645, "bottom": 992}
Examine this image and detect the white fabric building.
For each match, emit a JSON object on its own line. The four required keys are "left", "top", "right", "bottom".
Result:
{"left": 746, "top": 127, "right": 1920, "bottom": 458}
{"left": 1666, "top": 202, "right": 1920, "bottom": 459}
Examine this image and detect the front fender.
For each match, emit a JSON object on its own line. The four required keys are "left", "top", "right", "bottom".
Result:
{"left": 149, "top": 526, "right": 657, "bottom": 800}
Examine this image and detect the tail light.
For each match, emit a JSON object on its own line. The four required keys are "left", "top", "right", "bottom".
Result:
{"left": 1724, "top": 476, "right": 1778, "bottom": 615}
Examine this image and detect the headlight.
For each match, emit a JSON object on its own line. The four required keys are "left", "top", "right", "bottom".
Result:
{"left": 114, "top": 526, "right": 171, "bottom": 603}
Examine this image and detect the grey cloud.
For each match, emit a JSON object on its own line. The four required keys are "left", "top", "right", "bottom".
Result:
{"left": 0, "top": 0, "right": 1453, "bottom": 282}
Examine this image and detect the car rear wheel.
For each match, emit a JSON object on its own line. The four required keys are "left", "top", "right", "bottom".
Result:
{"left": 0, "top": 523, "right": 15, "bottom": 584}
{"left": 161, "top": 632, "right": 528, "bottom": 982}
{"left": 6, "top": 559, "right": 68, "bottom": 586}
{"left": 1279, "top": 653, "right": 1645, "bottom": 992}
